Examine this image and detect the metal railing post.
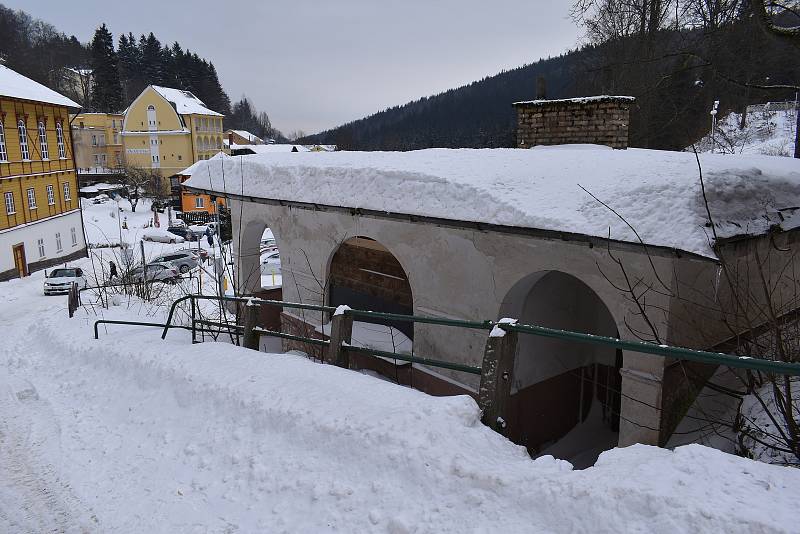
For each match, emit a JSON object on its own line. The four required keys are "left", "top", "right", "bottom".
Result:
{"left": 326, "top": 311, "right": 353, "bottom": 368}
{"left": 479, "top": 328, "right": 518, "bottom": 434}
{"left": 190, "top": 297, "right": 197, "bottom": 344}
{"left": 242, "top": 299, "right": 260, "bottom": 350}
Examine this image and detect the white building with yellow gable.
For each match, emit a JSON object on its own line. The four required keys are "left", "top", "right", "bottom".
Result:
{"left": 122, "top": 85, "right": 225, "bottom": 177}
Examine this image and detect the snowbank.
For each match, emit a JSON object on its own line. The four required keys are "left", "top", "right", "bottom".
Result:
{"left": 185, "top": 147, "right": 800, "bottom": 258}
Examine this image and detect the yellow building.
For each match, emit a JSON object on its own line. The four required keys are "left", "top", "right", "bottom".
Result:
{"left": 122, "top": 85, "right": 225, "bottom": 177}
{"left": 0, "top": 64, "right": 87, "bottom": 280}
{"left": 71, "top": 112, "right": 125, "bottom": 174}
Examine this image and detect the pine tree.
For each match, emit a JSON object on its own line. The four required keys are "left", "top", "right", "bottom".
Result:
{"left": 89, "top": 24, "right": 123, "bottom": 111}
{"left": 118, "top": 32, "right": 144, "bottom": 104}
{"left": 140, "top": 32, "right": 164, "bottom": 86}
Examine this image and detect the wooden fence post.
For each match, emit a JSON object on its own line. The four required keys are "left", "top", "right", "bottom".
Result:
{"left": 478, "top": 325, "right": 518, "bottom": 434}
{"left": 242, "top": 298, "right": 260, "bottom": 350}
{"left": 326, "top": 310, "right": 353, "bottom": 368}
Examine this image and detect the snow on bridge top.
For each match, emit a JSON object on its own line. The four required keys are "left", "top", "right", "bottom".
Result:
{"left": 183, "top": 146, "right": 800, "bottom": 258}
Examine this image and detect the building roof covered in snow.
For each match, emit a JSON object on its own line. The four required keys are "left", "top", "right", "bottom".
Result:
{"left": 184, "top": 146, "right": 800, "bottom": 258}
{"left": 151, "top": 85, "right": 222, "bottom": 116}
{"left": 230, "top": 143, "right": 311, "bottom": 154}
{"left": 0, "top": 64, "right": 80, "bottom": 108}
{"left": 175, "top": 152, "right": 226, "bottom": 177}
{"left": 229, "top": 130, "right": 264, "bottom": 144}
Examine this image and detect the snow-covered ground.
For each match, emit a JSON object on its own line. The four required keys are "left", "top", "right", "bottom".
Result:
{"left": 1, "top": 271, "right": 800, "bottom": 532}
{"left": 693, "top": 103, "right": 797, "bottom": 157}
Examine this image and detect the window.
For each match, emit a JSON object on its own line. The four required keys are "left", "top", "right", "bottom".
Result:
{"left": 94, "top": 154, "right": 101, "bottom": 166}
{"left": 0, "top": 122, "right": 7, "bottom": 161}
{"left": 37, "top": 238, "right": 45, "bottom": 258}
{"left": 46, "top": 184, "right": 55, "bottom": 205}
{"left": 4, "top": 192, "right": 14, "bottom": 215}
{"left": 55, "top": 232, "right": 62, "bottom": 252}
{"left": 38, "top": 121, "right": 49, "bottom": 159}
{"left": 56, "top": 123, "right": 65, "bottom": 158}
{"left": 63, "top": 182, "right": 71, "bottom": 201}
{"left": 18, "top": 120, "right": 29, "bottom": 160}
{"left": 178, "top": 155, "right": 182, "bottom": 161}
{"left": 71, "top": 227, "right": 77, "bottom": 246}
{"left": 27, "top": 188, "right": 36, "bottom": 210}
{"left": 195, "top": 196, "right": 205, "bottom": 209}
{"left": 91, "top": 134, "right": 97, "bottom": 146}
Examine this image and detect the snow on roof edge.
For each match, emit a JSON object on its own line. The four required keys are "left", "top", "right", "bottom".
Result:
{"left": 0, "top": 64, "right": 80, "bottom": 108}
{"left": 513, "top": 95, "right": 636, "bottom": 106}
{"left": 183, "top": 147, "right": 800, "bottom": 259}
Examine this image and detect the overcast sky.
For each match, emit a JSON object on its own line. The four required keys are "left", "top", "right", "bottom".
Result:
{"left": 8, "top": 1, "right": 580, "bottom": 134}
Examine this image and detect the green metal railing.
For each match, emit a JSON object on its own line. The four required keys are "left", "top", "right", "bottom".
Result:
{"left": 96, "top": 293, "right": 800, "bottom": 378}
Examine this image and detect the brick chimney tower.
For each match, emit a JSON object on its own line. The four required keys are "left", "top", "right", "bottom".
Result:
{"left": 513, "top": 95, "right": 634, "bottom": 149}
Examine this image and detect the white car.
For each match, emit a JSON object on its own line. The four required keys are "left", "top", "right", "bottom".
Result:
{"left": 126, "top": 262, "right": 180, "bottom": 284}
{"left": 142, "top": 228, "right": 185, "bottom": 244}
{"left": 44, "top": 267, "right": 89, "bottom": 295}
{"left": 261, "top": 250, "right": 281, "bottom": 275}
{"left": 150, "top": 251, "right": 199, "bottom": 274}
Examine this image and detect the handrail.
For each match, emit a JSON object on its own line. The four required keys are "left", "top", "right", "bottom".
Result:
{"left": 95, "top": 319, "right": 192, "bottom": 339}
{"left": 344, "top": 345, "right": 483, "bottom": 375}
{"left": 159, "top": 293, "right": 800, "bottom": 377}
{"left": 500, "top": 322, "right": 800, "bottom": 376}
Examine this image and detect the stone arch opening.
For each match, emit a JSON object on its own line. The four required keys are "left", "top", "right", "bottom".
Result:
{"left": 328, "top": 236, "right": 413, "bottom": 339}
{"left": 500, "top": 270, "right": 622, "bottom": 468}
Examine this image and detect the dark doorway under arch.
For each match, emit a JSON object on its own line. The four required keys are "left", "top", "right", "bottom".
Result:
{"left": 328, "top": 236, "right": 413, "bottom": 339}
{"left": 501, "top": 271, "right": 622, "bottom": 467}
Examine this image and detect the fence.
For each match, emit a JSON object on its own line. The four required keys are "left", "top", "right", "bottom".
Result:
{"left": 87, "top": 293, "right": 800, "bottom": 439}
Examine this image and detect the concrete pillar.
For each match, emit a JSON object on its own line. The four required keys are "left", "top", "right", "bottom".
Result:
{"left": 617, "top": 351, "right": 665, "bottom": 446}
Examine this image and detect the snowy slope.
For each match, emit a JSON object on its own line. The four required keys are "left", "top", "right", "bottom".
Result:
{"left": 1, "top": 270, "right": 800, "bottom": 532}
{"left": 185, "top": 147, "right": 800, "bottom": 258}
{"left": 693, "top": 103, "right": 797, "bottom": 157}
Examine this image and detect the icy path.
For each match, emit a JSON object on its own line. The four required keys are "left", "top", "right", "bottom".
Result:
{"left": 1, "top": 272, "right": 800, "bottom": 532}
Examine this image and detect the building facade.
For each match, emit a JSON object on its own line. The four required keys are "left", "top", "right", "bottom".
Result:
{"left": 71, "top": 112, "right": 125, "bottom": 176}
{"left": 0, "top": 64, "right": 87, "bottom": 281}
{"left": 171, "top": 154, "right": 226, "bottom": 222}
{"left": 122, "top": 85, "right": 225, "bottom": 178}
{"left": 224, "top": 129, "right": 264, "bottom": 145}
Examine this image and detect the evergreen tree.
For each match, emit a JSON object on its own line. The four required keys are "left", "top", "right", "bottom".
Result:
{"left": 89, "top": 23, "right": 123, "bottom": 111}
{"left": 118, "top": 32, "right": 144, "bottom": 104}
{"left": 140, "top": 32, "right": 164, "bottom": 86}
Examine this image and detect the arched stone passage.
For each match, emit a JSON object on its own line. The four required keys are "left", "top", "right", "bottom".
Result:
{"left": 236, "top": 218, "right": 282, "bottom": 297}
{"left": 500, "top": 270, "right": 622, "bottom": 467}
{"left": 328, "top": 236, "right": 413, "bottom": 339}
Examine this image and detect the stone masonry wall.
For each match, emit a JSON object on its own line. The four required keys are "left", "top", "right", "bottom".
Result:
{"left": 514, "top": 97, "right": 633, "bottom": 149}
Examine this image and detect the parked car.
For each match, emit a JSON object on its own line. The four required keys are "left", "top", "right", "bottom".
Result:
{"left": 150, "top": 251, "right": 199, "bottom": 274}
{"left": 43, "top": 267, "right": 88, "bottom": 295}
{"left": 260, "top": 250, "right": 281, "bottom": 275}
{"left": 125, "top": 262, "right": 180, "bottom": 284}
{"left": 167, "top": 226, "right": 199, "bottom": 242}
{"left": 176, "top": 247, "right": 209, "bottom": 261}
{"left": 143, "top": 228, "right": 185, "bottom": 244}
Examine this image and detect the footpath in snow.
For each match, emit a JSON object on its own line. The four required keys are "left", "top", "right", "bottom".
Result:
{"left": 0, "top": 268, "right": 799, "bottom": 533}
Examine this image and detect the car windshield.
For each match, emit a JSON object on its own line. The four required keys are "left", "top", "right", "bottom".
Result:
{"left": 50, "top": 269, "right": 77, "bottom": 278}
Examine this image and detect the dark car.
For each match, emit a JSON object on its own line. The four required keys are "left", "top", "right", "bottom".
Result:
{"left": 167, "top": 226, "right": 199, "bottom": 241}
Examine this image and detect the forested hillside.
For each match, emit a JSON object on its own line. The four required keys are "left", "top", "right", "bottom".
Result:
{"left": 304, "top": 2, "right": 800, "bottom": 151}
{"left": 0, "top": 3, "right": 280, "bottom": 139}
